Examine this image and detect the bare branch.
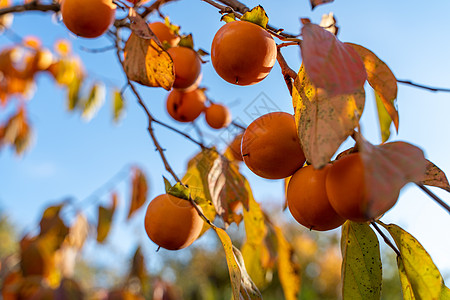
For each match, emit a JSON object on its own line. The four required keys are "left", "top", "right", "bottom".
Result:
{"left": 0, "top": 2, "right": 59, "bottom": 16}
{"left": 140, "top": 0, "right": 179, "bottom": 19}
{"left": 416, "top": 183, "right": 450, "bottom": 215}
{"left": 371, "top": 221, "right": 401, "bottom": 257}
{"left": 276, "top": 48, "right": 297, "bottom": 95}
{"left": 397, "top": 79, "right": 450, "bottom": 93}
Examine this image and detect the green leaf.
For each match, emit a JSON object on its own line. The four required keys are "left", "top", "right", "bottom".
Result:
{"left": 67, "top": 75, "right": 82, "bottom": 111}
{"left": 167, "top": 182, "right": 190, "bottom": 201}
{"left": 163, "top": 176, "right": 172, "bottom": 193}
{"left": 375, "top": 91, "right": 392, "bottom": 142}
{"left": 178, "top": 34, "right": 194, "bottom": 49}
{"left": 341, "top": 221, "right": 382, "bottom": 300}
{"left": 380, "top": 222, "right": 443, "bottom": 300}
{"left": 81, "top": 82, "right": 105, "bottom": 122}
{"left": 221, "top": 13, "right": 236, "bottom": 23}
{"left": 241, "top": 5, "right": 269, "bottom": 29}
{"left": 112, "top": 89, "right": 125, "bottom": 123}
{"left": 274, "top": 226, "right": 301, "bottom": 300}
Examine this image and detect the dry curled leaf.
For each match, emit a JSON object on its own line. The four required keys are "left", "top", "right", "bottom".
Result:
{"left": 419, "top": 160, "right": 450, "bottom": 193}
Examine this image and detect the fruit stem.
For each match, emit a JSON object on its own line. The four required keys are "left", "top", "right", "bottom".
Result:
{"left": 416, "top": 183, "right": 450, "bottom": 215}
{"left": 371, "top": 221, "right": 401, "bottom": 257}
{"left": 276, "top": 48, "right": 297, "bottom": 96}
{"left": 189, "top": 197, "right": 217, "bottom": 229}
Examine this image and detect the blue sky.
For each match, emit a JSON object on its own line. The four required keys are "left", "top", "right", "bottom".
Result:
{"left": 2, "top": 0, "right": 450, "bottom": 282}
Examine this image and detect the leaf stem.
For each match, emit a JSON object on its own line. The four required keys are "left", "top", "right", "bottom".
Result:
{"left": 371, "top": 221, "right": 401, "bottom": 257}
{"left": 416, "top": 183, "right": 450, "bottom": 215}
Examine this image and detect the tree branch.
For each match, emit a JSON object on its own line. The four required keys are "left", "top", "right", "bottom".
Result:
{"left": 276, "top": 48, "right": 297, "bottom": 96}
{"left": 416, "top": 183, "right": 450, "bottom": 215}
{"left": 397, "top": 79, "right": 450, "bottom": 93}
{"left": 0, "top": 2, "right": 59, "bottom": 16}
{"left": 371, "top": 221, "right": 401, "bottom": 257}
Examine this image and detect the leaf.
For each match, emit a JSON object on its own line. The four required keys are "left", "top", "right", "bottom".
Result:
{"left": 123, "top": 32, "right": 174, "bottom": 90}
{"left": 127, "top": 167, "right": 148, "bottom": 219}
{"left": 213, "top": 227, "right": 262, "bottom": 300}
{"left": 441, "top": 286, "right": 450, "bottom": 300}
{"left": 293, "top": 65, "right": 365, "bottom": 168}
{"left": 81, "top": 82, "right": 105, "bottom": 122}
{"left": 2, "top": 106, "right": 33, "bottom": 155}
{"left": 348, "top": 43, "right": 399, "bottom": 134}
{"left": 96, "top": 193, "right": 117, "bottom": 243}
{"left": 375, "top": 91, "right": 392, "bottom": 142}
{"left": 341, "top": 221, "right": 382, "bottom": 299}
{"left": 357, "top": 139, "right": 427, "bottom": 218}
{"left": 319, "top": 12, "right": 338, "bottom": 35}
{"left": 112, "top": 89, "right": 125, "bottom": 123}
{"left": 241, "top": 5, "right": 269, "bottom": 29}
{"left": 274, "top": 226, "right": 301, "bottom": 300}
{"left": 419, "top": 160, "right": 450, "bottom": 193}
{"left": 221, "top": 13, "right": 237, "bottom": 23}
{"left": 301, "top": 22, "right": 366, "bottom": 97}
{"left": 380, "top": 223, "right": 443, "bottom": 300}
{"left": 56, "top": 278, "right": 84, "bottom": 300}
{"left": 129, "top": 246, "right": 147, "bottom": 283}
{"left": 241, "top": 181, "right": 270, "bottom": 288}
{"left": 310, "top": 0, "right": 334, "bottom": 9}
{"left": 163, "top": 176, "right": 172, "bottom": 193}
{"left": 65, "top": 213, "right": 89, "bottom": 250}
{"left": 397, "top": 256, "right": 416, "bottom": 300}
{"left": 39, "top": 204, "right": 69, "bottom": 251}
{"left": 67, "top": 75, "right": 82, "bottom": 111}
{"left": 183, "top": 148, "right": 248, "bottom": 226}
{"left": 178, "top": 34, "right": 194, "bottom": 49}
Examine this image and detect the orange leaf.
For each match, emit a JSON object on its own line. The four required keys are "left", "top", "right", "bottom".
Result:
{"left": 310, "top": 0, "right": 333, "bottom": 9}
{"left": 123, "top": 10, "right": 174, "bottom": 90}
{"left": 96, "top": 193, "right": 117, "bottom": 243}
{"left": 301, "top": 22, "right": 366, "bottom": 97}
{"left": 357, "top": 138, "right": 427, "bottom": 218}
{"left": 127, "top": 167, "right": 148, "bottom": 219}
{"left": 293, "top": 65, "right": 365, "bottom": 168}
{"left": 419, "top": 160, "right": 450, "bottom": 193}
{"left": 348, "top": 43, "right": 399, "bottom": 133}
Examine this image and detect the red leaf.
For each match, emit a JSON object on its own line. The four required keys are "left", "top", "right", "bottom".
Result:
{"left": 301, "top": 22, "right": 366, "bottom": 97}
{"left": 310, "top": 0, "right": 334, "bottom": 9}
{"left": 358, "top": 138, "right": 427, "bottom": 218}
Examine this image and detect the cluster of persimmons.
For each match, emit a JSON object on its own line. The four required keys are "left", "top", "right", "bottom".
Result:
{"left": 58, "top": 0, "right": 395, "bottom": 252}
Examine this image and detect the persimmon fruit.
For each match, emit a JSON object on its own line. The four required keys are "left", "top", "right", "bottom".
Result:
{"left": 325, "top": 153, "right": 400, "bottom": 222}
{"left": 241, "top": 112, "right": 306, "bottom": 179}
{"left": 166, "top": 46, "right": 201, "bottom": 90}
{"left": 287, "top": 164, "right": 346, "bottom": 231}
{"left": 144, "top": 194, "right": 203, "bottom": 250}
{"left": 204, "top": 103, "right": 231, "bottom": 129}
{"left": 166, "top": 88, "right": 206, "bottom": 122}
{"left": 149, "top": 22, "right": 180, "bottom": 47}
{"left": 61, "top": 0, "right": 116, "bottom": 38}
{"left": 211, "top": 20, "right": 277, "bottom": 85}
{"left": 227, "top": 133, "right": 244, "bottom": 161}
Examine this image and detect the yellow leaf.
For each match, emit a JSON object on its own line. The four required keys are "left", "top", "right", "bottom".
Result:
{"left": 81, "top": 82, "right": 105, "bottom": 121}
{"left": 274, "top": 226, "right": 300, "bottom": 300}
{"left": 123, "top": 33, "right": 174, "bottom": 90}
{"left": 293, "top": 65, "right": 365, "bottom": 168}
{"left": 66, "top": 213, "right": 89, "bottom": 250}
{"left": 341, "top": 221, "right": 382, "bottom": 300}
{"left": 240, "top": 5, "right": 269, "bottom": 29}
{"left": 375, "top": 91, "right": 392, "bottom": 142}
{"left": 96, "top": 193, "right": 117, "bottom": 243}
{"left": 112, "top": 89, "right": 125, "bottom": 123}
{"left": 380, "top": 223, "right": 443, "bottom": 300}
{"left": 67, "top": 75, "right": 82, "bottom": 111}
{"left": 397, "top": 256, "right": 416, "bottom": 300}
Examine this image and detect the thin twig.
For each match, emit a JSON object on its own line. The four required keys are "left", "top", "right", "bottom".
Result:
{"left": 416, "top": 183, "right": 450, "bottom": 215}
{"left": 189, "top": 197, "right": 216, "bottom": 228}
{"left": 140, "top": 0, "right": 179, "bottom": 19}
{"left": 80, "top": 45, "right": 116, "bottom": 53}
{"left": 276, "top": 48, "right": 297, "bottom": 95}
{"left": 371, "top": 221, "right": 401, "bottom": 257}
{"left": 113, "top": 30, "right": 181, "bottom": 183}
{"left": 0, "top": 2, "right": 59, "bottom": 16}
{"left": 397, "top": 79, "right": 450, "bottom": 93}
{"left": 152, "top": 118, "right": 206, "bottom": 149}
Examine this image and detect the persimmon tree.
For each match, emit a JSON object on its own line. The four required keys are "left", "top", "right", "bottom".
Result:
{"left": 1, "top": 0, "right": 450, "bottom": 299}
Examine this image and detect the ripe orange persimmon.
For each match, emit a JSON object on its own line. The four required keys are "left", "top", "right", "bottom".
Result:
{"left": 166, "top": 89, "right": 206, "bottom": 122}
{"left": 287, "top": 165, "right": 346, "bottom": 231}
{"left": 61, "top": 0, "right": 116, "bottom": 38}
{"left": 205, "top": 103, "right": 231, "bottom": 129}
{"left": 149, "top": 22, "right": 180, "bottom": 47}
{"left": 241, "top": 112, "right": 306, "bottom": 179}
{"left": 326, "top": 153, "right": 400, "bottom": 222}
{"left": 211, "top": 20, "right": 277, "bottom": 85}
{"left": 144, "top": 194, "right": 203, "bottom": 250}
{"left": 166, "top": 46, "right": 201, "bottom": 90}
{"left": 227, "top": 133, "right": 244, "bottom": 161}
